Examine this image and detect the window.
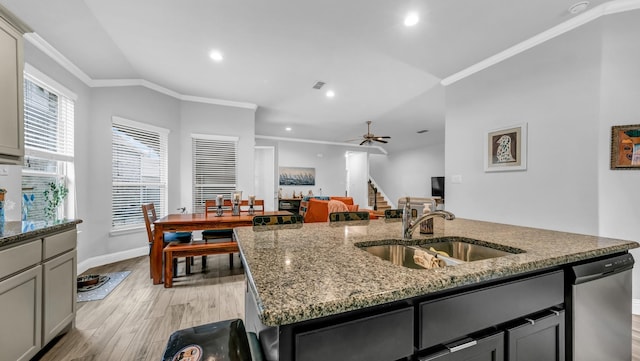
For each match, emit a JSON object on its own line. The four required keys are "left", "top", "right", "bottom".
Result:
{"left": 22, "top": 67, "right": 75, "bottom": 222}
{"left": 111, "top": 117, "right": 168, "bottom": 231}
{"left": 192, "top": 134, "right": 238, "bottom": 213}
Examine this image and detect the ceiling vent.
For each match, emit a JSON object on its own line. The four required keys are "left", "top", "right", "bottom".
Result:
{"left": 312, "top": 81, "right": 325, "bottom": 90}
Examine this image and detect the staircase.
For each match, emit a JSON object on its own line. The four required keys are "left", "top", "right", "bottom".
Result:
{"left": 368, "top": 180, "right": 391, "bottom": 214}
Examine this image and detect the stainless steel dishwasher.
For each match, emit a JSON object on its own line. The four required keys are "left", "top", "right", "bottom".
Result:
{"left": 569, "top": 253, "right": 634, "bottom": 361}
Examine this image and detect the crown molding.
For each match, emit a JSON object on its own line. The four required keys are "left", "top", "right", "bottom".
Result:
{"left": 0, "top": 4, "right": 33, "bottom": 33}
{"left": 255, "top": 135, "right": 388, "bottom": 155}
{"left": 24, "top": 33, "right": 257, "bottom": 110}
{"left": 441, "top": 0, "right": 640, "bottom": 86}
{"left": 25, "top": 33, "right": 93, "bottom": 85}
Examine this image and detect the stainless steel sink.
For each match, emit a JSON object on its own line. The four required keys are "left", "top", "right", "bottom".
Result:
{"left": 358, "top": 237, "right": 523, "bottom": 270}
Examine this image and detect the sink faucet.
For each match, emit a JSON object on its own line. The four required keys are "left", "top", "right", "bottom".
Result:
{"left": 402, "top": 197, "right": 455, "bottom": 239}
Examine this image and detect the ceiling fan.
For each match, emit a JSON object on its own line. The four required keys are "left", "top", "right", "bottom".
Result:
{"left": 353, "top": 121, "right": 391, "bottom": 145}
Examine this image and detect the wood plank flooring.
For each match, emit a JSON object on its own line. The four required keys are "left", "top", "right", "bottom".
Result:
{"left": 36, "top": 255, "right": 640, "bottom": 360}
{"left": 37, "top": 254, "right": 245, "bottom": 361}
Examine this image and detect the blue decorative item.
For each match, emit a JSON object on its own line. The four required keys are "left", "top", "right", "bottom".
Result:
{"left": 22, "top": 193, "right": 34, "bottom": 221}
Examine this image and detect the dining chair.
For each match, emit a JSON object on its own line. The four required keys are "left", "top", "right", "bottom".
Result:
{"left": 252, "top": 214, "right": 304, "bottom": 226}
{"left": 328, "top": 211, "right": 371, "bottom": 222}
{"left": 384, "top": 208, "right": 418, "bottom": 219}
{"left": 202, "top": 199, "right": 236, "bottom": 266}
{"left": 142, "top": 203, "right": 193, "bottom": 277}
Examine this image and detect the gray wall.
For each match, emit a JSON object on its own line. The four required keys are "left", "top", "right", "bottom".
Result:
{"left": 21, "top": 41, "right": 256, "bottom": 268}
{"left": 445, "top": 19, "right": 603, "bottom": 234}
{"left": 445, "top": 11, "right": 640, "bottom": 297}
{"left": 369, "top": 142, "right": 445, "bottom": 207}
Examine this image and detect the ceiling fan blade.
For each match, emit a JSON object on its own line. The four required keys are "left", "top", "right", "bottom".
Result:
{"left": 377, "top": 136, "right": 391, "bottom": 139}
{"left": 374, "top": 139, "right": 388, "bottom": 144}
{"left": 359, "top": 139, "right": 369, "bottom": 146}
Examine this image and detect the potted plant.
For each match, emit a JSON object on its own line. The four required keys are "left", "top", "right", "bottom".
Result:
{"left": 44, "top": 182, "right": 69, "bottom": 221}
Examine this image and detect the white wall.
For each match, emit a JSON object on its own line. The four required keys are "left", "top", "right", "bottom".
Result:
{"left": 267, "top": 140, "right": 350, "bottom": 198}
{"left": 178, "top": 101, "right": 256, "bottom": 212}
{"left": 598, "top": 10, "right": 640, "bottom": 298}
{"left": 445, "top": 19, "right": 603, "bottom": 234}
{"left": 369, "top": 142, "right": 445, "bottom": 207}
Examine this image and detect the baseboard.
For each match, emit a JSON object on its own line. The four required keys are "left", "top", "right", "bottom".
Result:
{"left": 633, "top": 299, "right": 640, "bottom": 315}
{"left": 77, "top": 246, "right": 148, "bottom": 274}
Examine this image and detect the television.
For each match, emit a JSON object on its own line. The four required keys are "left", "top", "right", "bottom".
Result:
{"left": 431, "top": 176, "right": 445, "bottom": 199}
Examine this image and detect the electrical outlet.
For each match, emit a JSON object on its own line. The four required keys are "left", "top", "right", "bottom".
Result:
{"left": 0, "top": 167, "right": 8, "bottom": 176}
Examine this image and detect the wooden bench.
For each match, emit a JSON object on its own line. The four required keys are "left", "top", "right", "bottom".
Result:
{"left": 163, "top": 240, "right": 239, "bottom": 288}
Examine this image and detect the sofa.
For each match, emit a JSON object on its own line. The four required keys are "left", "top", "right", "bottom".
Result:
{"left": 299, "top": 196, "right": 378, "bottom": 222}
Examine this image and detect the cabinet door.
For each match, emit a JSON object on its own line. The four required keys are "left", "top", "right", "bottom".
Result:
{"left": 506, "top": 310, "right": 565, "bottom": 361}
{"left": 42, "top": 250, "right": 76, "bottom": 345}
{"left": 419, "top": 332, "right": 504, "bottom": 361}
{"left": 0, "top": 265, "right": 42, "bottom": 361}
{"left": 0, "top": 16, "right": 24, "bottom": 162}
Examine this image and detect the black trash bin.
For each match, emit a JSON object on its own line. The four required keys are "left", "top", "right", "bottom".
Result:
{"left": 162, "top": 319, "right": 264, "bottom": 361}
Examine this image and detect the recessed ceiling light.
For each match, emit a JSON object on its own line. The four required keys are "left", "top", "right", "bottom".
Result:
{"left": 209, "top": 50, "right": 224, "bottom": 62}
{"left": 568, "top": 1, "right": 589, "bottom": 14}
{"left": 285, "top": 127, "right": 292, "bottom": 132}
{"left": 404, "top": 12, "right": 419, "bottom": 27}
{"left": 326, "top": 90, "right": 335, "bottom": 98}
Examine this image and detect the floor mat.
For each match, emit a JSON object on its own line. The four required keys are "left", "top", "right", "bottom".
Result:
{"left": 76, "top": 271, "right": 131, "bottom": 302}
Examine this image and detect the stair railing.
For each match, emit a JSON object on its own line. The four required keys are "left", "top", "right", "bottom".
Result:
{"left": 368, "top": 180, "right": 378, "bottom": 210}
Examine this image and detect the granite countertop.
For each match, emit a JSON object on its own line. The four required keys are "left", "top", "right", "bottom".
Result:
{"left": 0, "top": 219, "right": 83, "bottom": 248}
{"left": 235, "top": 218, "right": 638, "bottom": 327}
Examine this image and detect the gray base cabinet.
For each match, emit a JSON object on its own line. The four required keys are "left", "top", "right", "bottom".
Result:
{"left": 43, "top": 249, "right": 76, "bottom": 345}
{"left": 0, "top": 265, "right": 42, "bottom": 361}
{"left": 0, "top": 226, "right": 77, "bottom": 360}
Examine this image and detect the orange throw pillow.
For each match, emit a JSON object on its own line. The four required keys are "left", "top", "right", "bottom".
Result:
{"left": 346, "top": 204, "right": 359, "bottom": 212}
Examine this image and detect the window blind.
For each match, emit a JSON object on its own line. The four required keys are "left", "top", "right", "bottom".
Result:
{"left": 192, "top": 135, "right": 238, "bottom": 213}
{"left": 111, "top": 117, "right": 168, "bottom": 230}
{"left": 22, "top": 74, "right": 75, "bottom": 221}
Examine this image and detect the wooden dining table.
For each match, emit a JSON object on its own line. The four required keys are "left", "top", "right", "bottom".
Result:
{"left": 151, "top": 210, "right": 291, "bottom": 284}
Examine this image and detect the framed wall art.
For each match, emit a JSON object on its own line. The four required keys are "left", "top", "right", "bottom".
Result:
{"left": 485, "top": 123, "right": 527, "bottom": 172}
{"left": 279, "top": 167, "right": 316, "bottom": 185}
{"left": 610, "top": 124, "right": 640, "bottom": 170}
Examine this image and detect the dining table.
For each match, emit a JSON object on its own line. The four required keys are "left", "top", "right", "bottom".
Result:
{"left": 151, "top": 210, "right": 292, "bottom": 284}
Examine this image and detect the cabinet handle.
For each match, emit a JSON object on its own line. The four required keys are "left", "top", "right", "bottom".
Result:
{"left": 550, "top": 309, "right": 561, "bottom": 316}
{"left": 447, "top": 337, "right": 478, "bottom": 353}
{"left": 524, "top": 317, "right": 535, "bottom": 325}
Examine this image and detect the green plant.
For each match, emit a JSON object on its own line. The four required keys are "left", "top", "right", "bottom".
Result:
{"left": 43, "top": 182, "right": 69, "bottom": 221}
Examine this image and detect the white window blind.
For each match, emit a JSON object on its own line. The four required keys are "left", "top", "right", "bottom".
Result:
{"left": 192, "top": 135, "right": 238, "bottom": 213}
{"left": 112, "top": 117, "right": 168, "bottom": 230}
{"left": 22, "top": 73, "right": 75, "bottom": 221}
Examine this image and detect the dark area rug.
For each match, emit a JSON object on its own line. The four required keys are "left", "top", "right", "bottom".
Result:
{"left": 76, "top": 271, "right": 131, "bottom": 302}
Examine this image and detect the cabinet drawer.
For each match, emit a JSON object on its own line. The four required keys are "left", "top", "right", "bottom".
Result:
{"left": 43, "top": 229, "right": 77, "bottom": 260}
{"left": 0, "top": 240, "right": 42, "bottom": 280}
{"left": 419, "top": 270, "right": 563, "bottom": 350}
{"left": 296, "top": 306, "right": 414, "bottom": 361}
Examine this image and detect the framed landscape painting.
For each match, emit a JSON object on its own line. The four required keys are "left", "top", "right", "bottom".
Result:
{"left": 279, "top": 167, "right": 316, "bottom": 185}
{"left": 611, "top": 124, "right": 640, "bottom": 169}
{"left": 485, "top": 123, "right": 527, "bottom": 172}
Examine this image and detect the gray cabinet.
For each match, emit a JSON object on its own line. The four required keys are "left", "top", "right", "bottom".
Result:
{"left": 0, "top": 263, "right": 42, "bottom": 361}
{"left": 0, "top": 7, "right": 29, "bottom": 165}
{"left": 0, "top": 226, "right": 77, "bottom": 360}
{"left": 43, "top": 249, "right": 76, "bottom": 345}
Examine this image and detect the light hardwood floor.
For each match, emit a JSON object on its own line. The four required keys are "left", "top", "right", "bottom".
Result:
{"left": 37, "top": 256, "right": 640, "bottom": 360}
{"left": 38, "top": 255, "right": 245, "bottom": 361}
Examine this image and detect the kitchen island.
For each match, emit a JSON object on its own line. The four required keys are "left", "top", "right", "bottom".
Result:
{"left": 0, "top": 219, "right": 81, "bottom": 361}
{"left": 235, "top": 218, "right": 638, "bottom": 361}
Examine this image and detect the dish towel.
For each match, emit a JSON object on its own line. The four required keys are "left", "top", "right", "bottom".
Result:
{"left": 414, "top": 249, "right": 446, "bottom": 269}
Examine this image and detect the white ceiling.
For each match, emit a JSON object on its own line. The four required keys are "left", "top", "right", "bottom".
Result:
{"left": 0, "top": 0, "right": 614, "bottom": 152}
